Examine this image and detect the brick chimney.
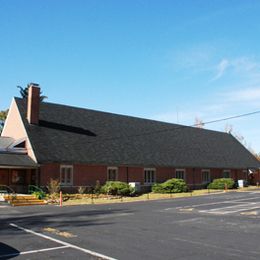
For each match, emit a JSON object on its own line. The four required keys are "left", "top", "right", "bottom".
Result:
{"left": 27, "top": 83, "right": 40, "bottom": 125}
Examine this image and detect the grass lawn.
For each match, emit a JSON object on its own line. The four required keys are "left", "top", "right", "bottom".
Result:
{"left": 61, "top": 189, "right": 225, "bottom": 206}
{"left": 52, "top": 186, "right": 260, "bottom": 206}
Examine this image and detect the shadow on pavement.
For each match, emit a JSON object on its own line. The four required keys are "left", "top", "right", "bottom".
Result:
{"left": 0, "top": 243, "right": 20, "bottom": 259}
{"left": 1, "top": 207, "right": 134, "bottom": 233}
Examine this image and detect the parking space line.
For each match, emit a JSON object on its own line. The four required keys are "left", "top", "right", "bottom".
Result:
{"left": 10, "top": 223, "right": 117, "bottom": 260}
{"left": 200, "top": 202, "right": 257, "bottom": 212}
{"left": 176, "top": 196, "right": 260, "bottom": 210}
{"left": 200, "top": 206, "right": 260, "bottom": 215}
{"left": 198, "top": 197, "right": 259, "bottom": 207}
{"left": 0, "top": 246, "right": 69, "bottom": 259}
{"left": 199, "top": 202, "right": 260, "bottom": 215}
{"left": 165, "top": 197, "right": 260, "bottom": 212}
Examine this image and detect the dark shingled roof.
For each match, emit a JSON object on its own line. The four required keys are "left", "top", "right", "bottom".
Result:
{"left": 0, "top": 152, "right": 38, "bottom": 168}
{"left": 15, "top": 98, "right": 260, "bottom": 169}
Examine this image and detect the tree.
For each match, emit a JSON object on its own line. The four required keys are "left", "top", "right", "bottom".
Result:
{"left": 224, "top": 123, "right": 233, "bottom": 134}
{"left": 0, "top": 109, "right": 9, "bottom": 134}
{"left": 227, "top": 125, "right": 259, "bottom": 159}
{"left": 17, "top": 84, "right": 47, "bottom": 102}
{"left": 194, "top": 117, "right": 204, "bottom": 128}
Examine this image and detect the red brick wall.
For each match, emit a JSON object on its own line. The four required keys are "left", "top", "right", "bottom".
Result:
{"left": 156, "top": 167, "right": 173, "bottom": 183}
{"left": 73, "top": 165, "right": 107, "bottom": 186}
{"left": 27, "top": 86, "right": 40, "bottom": 125}
{"left": 118, "top": 167, "right": 127, "bottom": 183}
{"left": 125, "top": 167, "right": 144, "bottom": 184}
{"left": 39, "top": 163, "right": 249, "bottom": 188}
{"left": 185, "top": 168, "right": 194, "bottom": 184}
{"left": 40, "top": 164, "right": 60, "bottom": 185}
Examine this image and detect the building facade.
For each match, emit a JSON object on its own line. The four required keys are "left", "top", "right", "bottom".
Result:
{"left": 1, "top": 84, "right": 259, "bottom": 193}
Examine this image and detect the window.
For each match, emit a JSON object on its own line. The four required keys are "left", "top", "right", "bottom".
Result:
{"left": 223, "top": 170, "right": 230, "bottom": 178}
{"left": 202, "top": 170, "right": 210, "bottom": 183}
{"left": 175, "top": 169, "right": 185, "bottom": 180}
{"left": 144, "top": 168, "right": 156, "bottom": 184}
{"left": 107, "top": 167, "right": 118, "bottom": 181}
{"left": 60, "top": 165, "right": 73, "bottom": 185}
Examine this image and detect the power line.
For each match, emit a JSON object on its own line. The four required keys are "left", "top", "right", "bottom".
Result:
{"left": 86, "top": 109, "right": 260, "bottom": 144}
{"left": 195, "top": 110, "right": 260, "bottom": 127}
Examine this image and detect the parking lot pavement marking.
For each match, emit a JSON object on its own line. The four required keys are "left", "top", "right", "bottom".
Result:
{"left": 164, "top": 196, "right": 260, "bottom": 212}
{"left": 9, "top": 223, "right": 117, "bottom": 260}
{"left": 0, "top": 246, "right": 69, "bottom": 259}
{"left": 169, "top": 236, "right": 260, "bottom": 259}
{"left": 199, "top": 202, "right": 260, "bottom": 215}
{"left": 171, "top": 217, "right": 203, "bottom": 224}
{"left": 181, "top": 196, "right": 260, "bottom": 209}
{"left": 43, "top": 227, "right": 77, "bottom": 238}
{"left": 179, "top": 208, "right": 194, "bottom": 212}
{"left": 240, "top": 211, "right": 258, "bottom": 216}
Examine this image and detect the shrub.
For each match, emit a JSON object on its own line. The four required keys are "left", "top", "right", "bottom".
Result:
{"left": 47, "top": 178, "right": 60, "bottom": 194}
{"left": 207, "top": 178, "right": 235, "bottom": 189}
{"left": 152, "top": 178, "right": 188, "bottom": 193}
{"left": 78, "top": 186, "right": 86, "bottom": 194}
{"left": 94, "top": 180, "right": 101, "bottom": 194}
{"left": 32, "top": 191, "right": 46, "bottom": 199}
{"left": 101, "top": 181, "right": 134, "bottom": 196}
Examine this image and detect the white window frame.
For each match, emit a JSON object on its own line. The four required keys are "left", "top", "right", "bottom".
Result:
{"left": 107, "top": 167, "right": 118, "bottom": 181}
{"left": 144, "top": 168, "right": 156, "bottom": 185}
{"left": 223, "top": 169, "right": 231, "bottom": 178}
{"left": 175, "top": 169, "right": 185, "bottom": 180}
{"left": 60, "top": 165, "right": 73, "bottom": 186}
{"left": 201, "top": 169, "right": 211, "bottom": 183}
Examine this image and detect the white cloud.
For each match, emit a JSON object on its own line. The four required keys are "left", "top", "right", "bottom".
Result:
{"left": 225, "top": 87, "right": 260, "bottom": 102}
{"left": 159, "top": 51, "right": 260, "bottom": 151}
{"left": 169, "top": 45, "right": 215, "bottom": 73}
{"left": 211, "top": 56, "right": 260, "bottom": 82}
{"left": 211, "top": 59, "right": 229, "bottom": 81}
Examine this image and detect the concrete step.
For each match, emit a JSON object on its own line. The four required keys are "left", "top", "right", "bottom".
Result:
{"left": 4, "top": 195, "right": 36, "bottom": 200}
{"left": 3, "top": 194, "right": 47, "bottom": 206}
{"left": 11, "top": 201, "right": 47, "bottom": 206}
{"left": 10, "top": 199, "right": 45, "bottom": 203}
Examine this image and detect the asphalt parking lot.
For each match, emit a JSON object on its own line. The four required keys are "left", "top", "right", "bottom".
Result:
{"left": 1, "top": 190, "right": 260, "bottom": 260}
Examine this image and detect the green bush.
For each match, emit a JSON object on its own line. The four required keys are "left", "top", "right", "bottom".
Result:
{"left": 32, "top": 191, "right": 46, "bottom": 199}
{"left": 101, "top": 181, "right": 134, "bottom": 196}
{"left": 94, "top": 180, "right": 101, "bottom": 194}
{"left": 152, "top": 178, "right": 188, "bottom": 193}
{"left": 207, "top": 178, "right": 235, "bottom": 189}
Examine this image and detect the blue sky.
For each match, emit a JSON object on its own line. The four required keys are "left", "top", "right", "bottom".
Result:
{"left": 0, "top": 0, "right": 260, "bottom": 153}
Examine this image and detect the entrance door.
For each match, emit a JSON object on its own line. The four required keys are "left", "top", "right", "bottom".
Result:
{"left": 0, "top": 169, "right": 9, "bottom": 185}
